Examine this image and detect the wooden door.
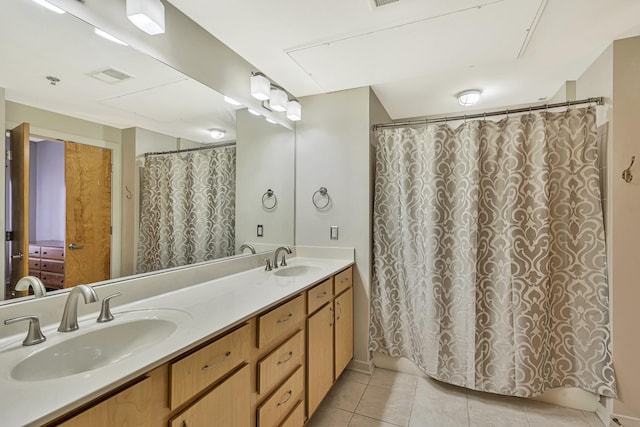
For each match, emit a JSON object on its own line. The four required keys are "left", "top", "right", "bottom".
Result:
{"left": 8, "top": 123, "right": 30, "bottom": 292}
{"left": 65, "top": 142, "right": 111, "bottom": 287}
{"left": 334, "top": 287, "right": 354, "bottom": 380}
{"left": 306, "top": 303, "right": 334, "bottom": 418}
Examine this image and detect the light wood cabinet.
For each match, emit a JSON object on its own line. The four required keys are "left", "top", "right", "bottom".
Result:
{"left": 170, "top": 365, "right": 251, "bottom": 427}
{"left": 57, "top": 376, "right": 153, "bottom": 427}
{"left": 257, "top": 330, "right": 304, "bottom": 396}
{"left": 307, "top": 302, "right": 334, "bottom": 417}
{"left": 307, "top": 278, "right": 332, "bottom": 314}
{"left": 257, "top": 366, "right": 304, "bottom": 427}
{"left": 258, "top": 295, "right": 305, "bottom": 348}
{"left": 279, "top": 400, "right": 305, "bottom": 427}
{"left": 334, "top": 287, "right": 354, "bottom": 379}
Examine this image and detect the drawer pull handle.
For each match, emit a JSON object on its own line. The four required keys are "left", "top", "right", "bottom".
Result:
{"left": 276, "top": 390, "right": 292, "bottom": 407}
{"left": 202, "top": 351, "right": 231, "bottom": 371}
{"left": 336, "top": 301, "right": 342, "bottom": 320}
{"left": 182, "top": 420, "right": 188, "bottom": 427}
{"left": 277, "top": 313, "right": 293, "bottom": 324}
{"left": 277, "top": 352, "right": 294, "bottom": 365}
{"left": 341, "top": 277, "right": 348, "bottom": 283}
{"left": 330, "top": 307, "right": 334, "bottom": 327}
{"left": 316, "top": 291, "right": 327, "bottom": 299}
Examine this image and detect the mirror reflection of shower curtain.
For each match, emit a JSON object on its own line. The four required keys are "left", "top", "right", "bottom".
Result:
{"left": 136, "top": 146, "right": 236, "bottom": 273}
{"left": 370, "top": 106, "right": 616, "bottom": 398}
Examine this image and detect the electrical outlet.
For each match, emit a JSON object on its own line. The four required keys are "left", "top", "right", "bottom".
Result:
{"left": 330, "top": 226, "right": 339, "bottom": 240}
{"left": 257, "top": 224, "right": 263, "bottom": 237}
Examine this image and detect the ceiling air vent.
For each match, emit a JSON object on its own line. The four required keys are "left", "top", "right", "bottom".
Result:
{"left": 88, "top": 67, "right": 134, "bottom": 84}
{"left": 371, "top": 0, "right": 399, "bottom": 7}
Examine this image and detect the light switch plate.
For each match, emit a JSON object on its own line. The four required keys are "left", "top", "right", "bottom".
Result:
{"left": 330, "top": 226, "right": 339, "bottom": 240}
{"left": 257, "top": 224, "right": 263, "bottom": 237}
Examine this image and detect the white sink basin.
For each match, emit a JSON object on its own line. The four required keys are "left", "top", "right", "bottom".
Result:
{"left": 273, "top": 265, "right": 322, "bottom": 277}
{"left": 10, "top": 309, "right": 190, "bottom": 381}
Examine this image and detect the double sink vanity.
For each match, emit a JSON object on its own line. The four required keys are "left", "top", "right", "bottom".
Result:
{"left": 0, "top": 248, "right": 355, "bottom": 426}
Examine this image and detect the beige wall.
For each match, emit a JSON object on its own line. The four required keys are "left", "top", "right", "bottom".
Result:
{"left": 1, "top": 88, "right": 5, "bottom": 298}
{"left": 611, "top": 35, "right": 640, "bottom": 421}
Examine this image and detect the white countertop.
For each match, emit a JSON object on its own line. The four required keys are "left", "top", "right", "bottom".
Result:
{"left": 0, "top": 256, "right": 353, "bottom": 426}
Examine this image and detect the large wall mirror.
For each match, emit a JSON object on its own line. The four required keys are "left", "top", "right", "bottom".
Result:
{"left": 0, "top": 1, "right": 295, "bottom": 303}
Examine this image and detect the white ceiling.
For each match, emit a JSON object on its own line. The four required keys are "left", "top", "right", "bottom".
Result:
{"left": 168, "top": 0, "right": 640, "bottom": 119}
{"left": 1, "top": 0, "right": 238, "bottom": 143}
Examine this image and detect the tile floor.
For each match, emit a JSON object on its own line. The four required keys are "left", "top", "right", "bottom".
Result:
{"left": 307, "top": 368, "right": 604, "bottom": 427}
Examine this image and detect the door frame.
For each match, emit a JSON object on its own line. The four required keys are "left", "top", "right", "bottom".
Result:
{"left": 3, "top": 120, "right": 122, "bottom": 281}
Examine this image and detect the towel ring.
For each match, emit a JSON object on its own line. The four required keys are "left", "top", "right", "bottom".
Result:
{"left": 312, "top": 187, "right": 330, "bottom": 209}
{"left": 262, "top": 189, "right": 277, "bottom": 210}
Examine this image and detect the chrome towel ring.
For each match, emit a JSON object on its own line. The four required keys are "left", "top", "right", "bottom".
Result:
{"left": 312, "top": 187, "right": 330, "bottom": 209}
{"left": 262, "top": 189, "right": 277, "bottom": 210}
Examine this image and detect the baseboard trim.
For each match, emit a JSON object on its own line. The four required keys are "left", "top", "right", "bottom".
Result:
{"left": 612, "top": 414, "right": 640, "bottom": 427}
{"left": 347, "top": 358, "right": 373, "bottom": 375}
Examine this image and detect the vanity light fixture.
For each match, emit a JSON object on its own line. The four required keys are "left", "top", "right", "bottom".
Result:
{"left": 209, "top": 128, "right": 226, "bottom": 139}
{"left": 223, "top": 96, "right": 241, "bottom": 106}
{"left": 265, "top": 118, "right": 277, "bottom": 124}
{"left": 457, "top": 89, "right": 482, "bottom": 106}
{"left": 127, "top": 0, "right": 165, "bottom": 35}
{"left": 251, "top": 73, "right": 271, "bottom": 101}
{"left": 94, "top": 28, "right": 128, "bottom": 46}
{"left": 269, "top": 88, "right": 288, "bottom": 112}
{"left": 248, "top": 108, "right": 261, "bottom": 116}
{"left": 32, "top": 0, "right": 65, "bottom": 14}
{"left": 286, "top": 99, "right": 302, "bottom": 121}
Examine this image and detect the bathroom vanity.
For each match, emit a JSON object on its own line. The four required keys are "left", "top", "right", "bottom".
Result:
{"left": 0, "top": 252, "right": 354, "bottom": 426}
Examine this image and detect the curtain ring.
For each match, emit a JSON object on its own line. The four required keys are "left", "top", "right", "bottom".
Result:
{"left": 262, "top": 189, "right": 277, "bottom": 210}
{"left": 312, "top": 187, "right": 330, "bottom": 209}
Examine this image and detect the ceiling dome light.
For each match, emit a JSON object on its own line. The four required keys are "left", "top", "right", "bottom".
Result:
{"left": 209, "top": 128, "right": 226, "bottom": 139}
{"left": 286, "top": 100, "right": 302, "bottom": 121}
{"left": 127, "top": 0, "right": 165, "bottom": 35}
{"left": 248, "top": 108, "right": 261, "bottom": 116}
{"left": 457, "top": 89, "right": 482, "bottom": 106}
{"left": 269, "top": 88, "right": 288, "bottom": 112}
{"left": 251, "top": 74, "right": 271, "bottom": 101}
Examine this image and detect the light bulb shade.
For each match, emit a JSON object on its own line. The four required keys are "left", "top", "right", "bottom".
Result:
{"left": 127, "top": 0, "right": 165, "bottom": 35}
{"left": 457, "top": 89, "right": 481, "bottom": 106}
{"left": 269, "top": 88, "right": 288, "bottom": 112}
{"left": 209, "top": 129, "right": 225, "bottom": 139}
{"left": 286, "top": 100, "right": 302, "bottom": 121}
{"left": 250, "top": 74, "right": 271, "bottom": 101}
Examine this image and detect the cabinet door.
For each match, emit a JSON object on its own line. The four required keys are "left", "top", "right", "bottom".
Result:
{"left": 170, "top": 365, "right": 250, "bottom": 427}
{"left": 307, "top": 303, "right": 334, "bottom": 417}
{"left": 58, "top": 376, "right": 152, "bottom": 426}
{"left": 334, "top": 288, "right": 354, "bottom": 380}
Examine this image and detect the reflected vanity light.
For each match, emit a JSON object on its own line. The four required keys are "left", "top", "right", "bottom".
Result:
{"left": 265, "top": 118, "right": 277, "bottom": 124}
{"left": 457, "top": 89, "right": 482, "bottom": 106}
{"left": 248, "top": 108, "right": 261, "bottom": 116}
{"left": 127, "top": 0, "right": 165, "bottom": 35}
{"left": 209, "top": 128, "right": 226, "bottom": 139}
{"left": 94, "top": 28, "right": 128, "bottom": 46}
{"left": 224, "top": 96, "right": 241, "bottom": 106}
{"left": 251, "top": 74, "right": 271, "bottom": 101}
{"left": 32, "top": 0, "right": 65, "bottom": 14}
{"left": 269, "top": 88, "right": 287, "bottom": 112}
{"left": 286, "top": 100, "right": 301, "bottom": 121}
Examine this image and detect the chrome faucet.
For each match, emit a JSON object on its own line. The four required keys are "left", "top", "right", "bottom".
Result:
{"left": 58, "top": 285, "right": 98, "bottom": 332}
{"left": 14, "top": 276, "right": 47, "bottom": 298}
{"left": 239, "top": 243, "right": 256, "bottom": 254}
{"left": 273, "top": 246, "right": 292, "bottom": 268}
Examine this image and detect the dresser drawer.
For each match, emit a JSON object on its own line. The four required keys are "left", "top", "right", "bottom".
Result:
{"left": 40, "top": 272, "right": 64, "bottom": 289}
{"left": 258, "top": 366, "right": 304, "bottom": 427}
{"left": 40, "top": 246, "right": 64, "bottom": 260}
{"left": 28, "top": 245, "right": 41, "bottom": 257}
{"left": 28, "top": 259, "right": 41, "bottom": 270}
{"left": 258, "top": 295, "right": 305, "bottom": 348}
{"left": 257, "top": 330, "right": 304, "bottom": 395}
{"left": 279, "top": 400, "right": 304, "bottom": 427}
{"left": 307, "top": 278, "right": 332, "bottom": 314}
{"left": 40, "top": 259, "right": 65, "bottom": 274}
{"left": 170, "top": 323, "right": 251, "bottom": 409}
{"left": 334, "top": 266, "right": 353, "bottom": 295}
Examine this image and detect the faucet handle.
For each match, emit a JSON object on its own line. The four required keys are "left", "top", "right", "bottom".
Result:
{"left": 97, "top": 293, "right": 121, "bottom": 323}
{"left": 4, "top": 315, "right": 46, "bottom": 346}
{"left": 264, "top": 258, "right": 273, "bottom": 271}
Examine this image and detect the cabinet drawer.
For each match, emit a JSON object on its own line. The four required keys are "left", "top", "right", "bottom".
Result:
{"left": 258, "top": 366, "right": 304, "bottom": 427}
{"left": 170, "top": 365, "right": 250, "bottom": 427}
{"left": 40, "top": 272, "right": 64, "bottom": 289}
{"left": 170, "top": 323, "right": 251, "bottom": 409}
{"left": 28, "top": 259, "right": 41, "bottom": 270}
{"left": 334, "top": 266, "right": 353, "bottom": 295}
{"left": 258, "top": 295, "right": 305, "bottom": 348}
{"left": 28, "top": 245, "right": 40, "bottom": 257}
{"left": 40, "top": 259, "right": 65, "bottom": 273}
{"left": 279, "top": 400, "right": 304, "bottom": 427}
{"left": 307, "top": 278, "right": 332, "bottom": 314}
{"left": 40, "top": 246, "right": 64, "bottom": 260}
{"left": 257, "top": 330, "right": 304, "bottom": 396}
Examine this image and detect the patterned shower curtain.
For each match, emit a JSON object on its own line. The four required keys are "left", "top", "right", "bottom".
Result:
{"left": 137, "top": 146, "right": 236, "bottom": 273}
{"left": 369, "top": 107, "right": 616, "bottom": 398}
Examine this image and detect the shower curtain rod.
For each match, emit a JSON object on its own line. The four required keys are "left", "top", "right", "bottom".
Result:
{"left": 144, "top": 141, "right": 236, "bottom": 157}
{"left": 372, "top": 97, "right": 604, "bottom": 131}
